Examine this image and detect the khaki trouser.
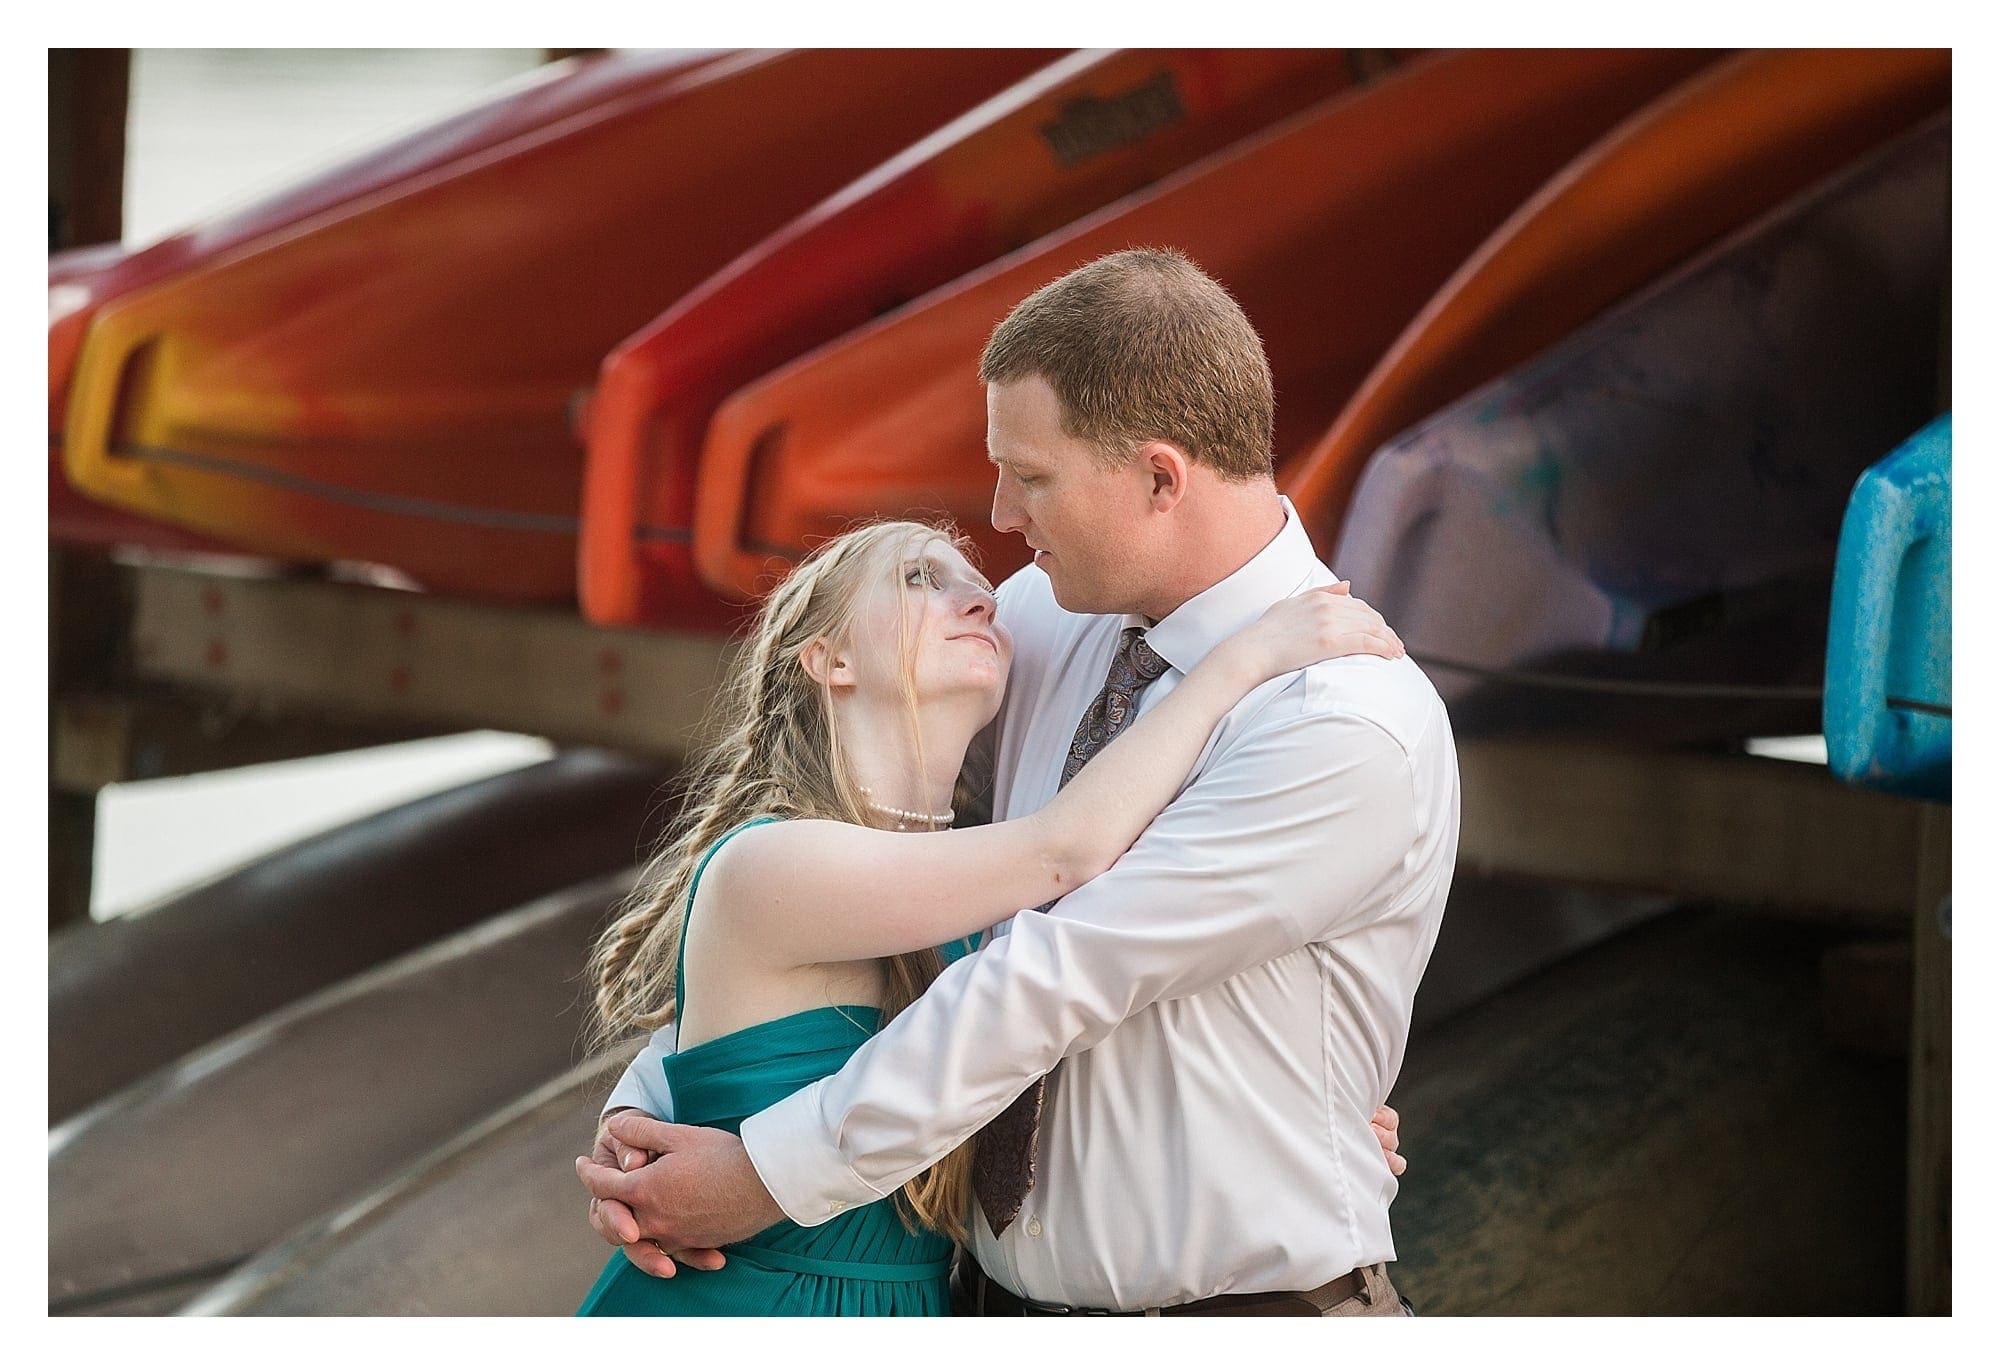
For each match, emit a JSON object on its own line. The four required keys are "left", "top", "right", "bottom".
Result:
{"left": 1323, "top": 1262, "right": 1415, "bottom": 1317}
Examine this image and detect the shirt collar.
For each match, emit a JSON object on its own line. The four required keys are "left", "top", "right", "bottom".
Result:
{"left": 1127, "top": 496, "right": 1324, "bottom": 675}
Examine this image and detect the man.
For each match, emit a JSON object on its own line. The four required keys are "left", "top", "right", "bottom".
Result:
{"left": 578, "top": 247, "right": 1458, "bottom": 1316}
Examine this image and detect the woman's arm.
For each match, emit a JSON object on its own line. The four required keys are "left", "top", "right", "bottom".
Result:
{"left": 710, "top": 584, "right": 1402, "bottom": 967}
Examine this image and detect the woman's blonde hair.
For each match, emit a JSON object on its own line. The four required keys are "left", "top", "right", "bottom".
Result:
{"left": 587, "top": 518, "right": 978, "bottom": 1242}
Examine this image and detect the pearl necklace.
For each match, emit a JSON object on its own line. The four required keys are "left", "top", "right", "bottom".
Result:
{"left": 856, "top": 785, "right": 955, "bottom": 830}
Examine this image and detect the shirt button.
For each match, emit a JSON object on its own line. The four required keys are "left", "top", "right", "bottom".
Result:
{"left": 1025, "top": 1217, "right": 1043, "bottom": 1238}
{"left": 828, "top": 1199, "right": 847, "bottom": 1214}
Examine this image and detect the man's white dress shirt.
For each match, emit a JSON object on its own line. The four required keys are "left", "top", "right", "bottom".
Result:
{"left": 733, "top": 498, "right": 1459, "bottom": 1310}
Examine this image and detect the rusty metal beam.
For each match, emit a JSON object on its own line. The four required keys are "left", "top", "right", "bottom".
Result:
{"left": 50, "top": 689, "right": 449, "bottom": 793}
{"left": 1458, "top": 738, "right": 1926, "bottom": 924}
{"left": 49, "top": 547, "right": 128, "bottom": 927}
{"left": 48, "top": 48, "right": 130, "bottom": 249}
{"left": 1908, "top": 804, "right": 1951, "bottom": 1313}
{"left": 103, "top": 561, "right": 1931, "bottom": 921}
{"left": 119, "top": 562, "right": 735, "bottom": 760}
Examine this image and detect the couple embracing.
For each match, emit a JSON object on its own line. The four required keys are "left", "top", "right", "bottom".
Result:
{"left": 573, "top": 247, "right": 1459, "bottom": 1317}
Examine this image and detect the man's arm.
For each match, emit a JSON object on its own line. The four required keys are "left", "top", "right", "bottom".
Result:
{"left": 743, "top": 696, "right": 1418, "bottom": 1225}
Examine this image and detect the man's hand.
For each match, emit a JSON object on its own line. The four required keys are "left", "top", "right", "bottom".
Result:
{"left": 575, "top": 1113, "right": 786, "bottom": 1277}
{"left": 582, "top": 1109, "right": 729, "bottom": 1277}
{"left": 1371, "top": 1103, "right": 1406, "bottom": 1176}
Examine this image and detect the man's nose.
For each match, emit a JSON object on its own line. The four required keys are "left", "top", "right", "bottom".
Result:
{"left": 991, "top": 479, "right": 1023, "bottom": 535}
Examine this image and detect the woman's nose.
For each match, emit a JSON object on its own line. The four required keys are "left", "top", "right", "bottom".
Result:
{"left": 960, "top": 587, "right": 995, "bottom": 619}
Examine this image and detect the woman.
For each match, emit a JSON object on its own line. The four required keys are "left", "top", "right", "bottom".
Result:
{"left": 577, "top": 519, "right": 1403, "bottom": 1315}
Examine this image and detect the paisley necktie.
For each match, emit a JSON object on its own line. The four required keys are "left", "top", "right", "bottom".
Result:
{"left": 970, "top": 625, "right": 1171, "bottom": 1236}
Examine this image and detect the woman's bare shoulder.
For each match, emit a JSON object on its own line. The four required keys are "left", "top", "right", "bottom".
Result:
{"left": 694, "top": 817, "right": 856, "bottom": 901}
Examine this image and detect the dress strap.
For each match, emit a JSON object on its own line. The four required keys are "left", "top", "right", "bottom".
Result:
{"left": 674, "top": 815, "right": 783, "bottom": 1023}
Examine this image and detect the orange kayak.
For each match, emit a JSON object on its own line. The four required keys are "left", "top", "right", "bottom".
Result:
{"left": 49, "top": 50, "right": 726, "bottom": 555}
{"left": 49, "top": 50, "right": 726, "bottom": 439}
{"left": 576, "top": 48, "right": 1401, "bottom": 629}
{"left": 690, "top": 48, "right": 1722, "bottom": 602}
{"left": 1285, "top": 46, "right": 1951, "bottom": 550}
{"left": 60, "top": 49, "right": 1052, "bottom": 602}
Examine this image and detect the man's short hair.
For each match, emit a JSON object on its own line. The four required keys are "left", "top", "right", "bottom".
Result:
{"left": 979, "top": 247, "right": 1276, "bottom": 481}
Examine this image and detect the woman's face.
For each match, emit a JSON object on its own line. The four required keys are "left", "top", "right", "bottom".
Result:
{"left": 841, "top": 534, "right": 1011, "bottom": 717}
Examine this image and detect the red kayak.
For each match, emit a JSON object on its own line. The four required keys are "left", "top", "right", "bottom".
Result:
{"left": 59, "top": 50, "right": 1052, "bottom": 600}
{"left": 687, "top": 48, "right": 1722, "bottom": 603}
{"left": 576, "top": 48, "right": 1403, "bottom": 629}
{"left": 49, "top": 50, "right": 727, "bottom": 554}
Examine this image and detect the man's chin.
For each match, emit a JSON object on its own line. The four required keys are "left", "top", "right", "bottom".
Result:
{"left": 1046, "top": 576, "right": 1110, "bottom": 616}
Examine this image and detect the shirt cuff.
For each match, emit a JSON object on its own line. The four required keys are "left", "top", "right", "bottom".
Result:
{"left": 601, "top": 1028, "right": 676, "bottom": 1120}
{"left": 739, "top": 1079, "right": 890, "bottom": 1228}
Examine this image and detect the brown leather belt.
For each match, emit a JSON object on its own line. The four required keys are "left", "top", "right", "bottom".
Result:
{"left": 962, "top": 1261, "right": 1372, "bottom": 1317}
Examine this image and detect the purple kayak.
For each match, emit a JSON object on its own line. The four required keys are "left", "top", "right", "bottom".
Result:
{"left": 1332, "top": 115, "right": 1949, "bottom": 744}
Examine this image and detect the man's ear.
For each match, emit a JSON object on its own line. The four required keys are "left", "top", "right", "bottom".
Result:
{"left": 1139, "top": 440, "right": 1191, "bottom": 512}
{"left": 799, "top": 636, "right": 855, "bottom": 689}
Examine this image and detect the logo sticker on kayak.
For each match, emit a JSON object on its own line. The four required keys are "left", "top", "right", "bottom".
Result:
{"left": 1039, "top": 71, "right": 1188, "bottom": 169}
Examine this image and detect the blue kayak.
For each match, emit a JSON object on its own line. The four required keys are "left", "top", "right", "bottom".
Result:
{"left": 1824, "top": 415, "right": 1951, "bottom": 801}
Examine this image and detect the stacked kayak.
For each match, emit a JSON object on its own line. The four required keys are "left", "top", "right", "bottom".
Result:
{"left": 184, "top": 1058, "right": 627, "bottom": 1315}
{"left": 1287, "top": 47, "right": 1951, "bottom": 549}
{"left": 50, "top": 875, "right": 631, "bottom": 1315}
{"left": 48, "top": 49, "right": 726, "bottom": 555}
{"left": 49, "top": 749, "right": 672, "bottom": 1123}
{"left": 57, "top": 49, "right": 1052, "bottom": 601}
{"left": 1824, "top": 415, "right": 1951, "bottom": 800}
{"left": 576, "top": 48, "right": 1397, "bottom": 628}
{"left": 1327, "top": 117, "right": 1949, "bottom": 743}
{"left": 49, "top": 49, "right": 727, "bottom": 430}
{"left": 685, "top": 48, "right": 1721, "bottom": 602}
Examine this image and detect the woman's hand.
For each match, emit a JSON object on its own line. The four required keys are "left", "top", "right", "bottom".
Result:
{"left": 1372, "top": 1103, "right": 1407, "bottom": 1177}
{"left": 1220, "top": 582, "right": 1404, "bottom": 685}
{"left": 594, "top": 1106, "right": 657, "bottom": 1174}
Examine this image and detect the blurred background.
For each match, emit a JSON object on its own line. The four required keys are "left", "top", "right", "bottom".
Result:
{"left": 48, "top": 47, "right": 1950, "bottom": 1316}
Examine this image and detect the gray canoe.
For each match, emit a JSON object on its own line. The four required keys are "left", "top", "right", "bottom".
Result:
{"left": 174, "top": 875, "right": 1674, "bottom": 1315}
{"left": 49, "top": 869, "right": 636, "bottom": 1315}
{"left": 183, "top": 1053, "right": 631, "bottom": 1316}
{"left": 51, "top": 747, "right": 674, "bottom": 1123}
{"left": 183, "top": 901, "right": 1896, "bottom": 1315}
{"left": 1332, "top": 115, "right": 1949, "bottom": 745}
{"left": 1391, "top": 909, "right": 1906, "bottom": 1313}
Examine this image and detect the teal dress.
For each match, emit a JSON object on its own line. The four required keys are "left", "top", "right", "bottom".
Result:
{"left": 577, "top": 817, "right": 968, "bottom": 1316}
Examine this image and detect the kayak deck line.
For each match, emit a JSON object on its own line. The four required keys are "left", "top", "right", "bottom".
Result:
{"left": 101, "top": 428, "right": 703, "bottom": 550}
{"left": 110, "top": 440, "right": 580, "bottom": 538}
{"left": 1411, "top": 654, "right": 1825, "bottom": 703}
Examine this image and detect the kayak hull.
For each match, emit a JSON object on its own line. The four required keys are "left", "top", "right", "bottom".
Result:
{"left": 183, "top": 1056, "right": 632, "bottom": 1315}
{"left": 1330, "top": 118, "right": 1949, "bottom": 744}
{"left": 47, "top": 52, "right": 725, "bottom": 559}
{"left": 1825, "top": 414, "right": 1951, "bottom": 801}
{"left": 50, "top": 750, "right": 673, "bottom": 1123}
{"left": 49, "top": 877, "right": 629, "bottom": 1315}
{"left": 60, "top": 50, "right": 1052, "bottom": 601}
{"left": 577, "top": 48, "right": 1395, "bottom": 628}
{"left": 1393, "top": 911, "right": 1906, "bottom": 1313}
{"left": 688, "top": 48, "right": 1722, "bottom": 603}
{"left": 1289, "top": 47, "right": 1951, "bottom": 550}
